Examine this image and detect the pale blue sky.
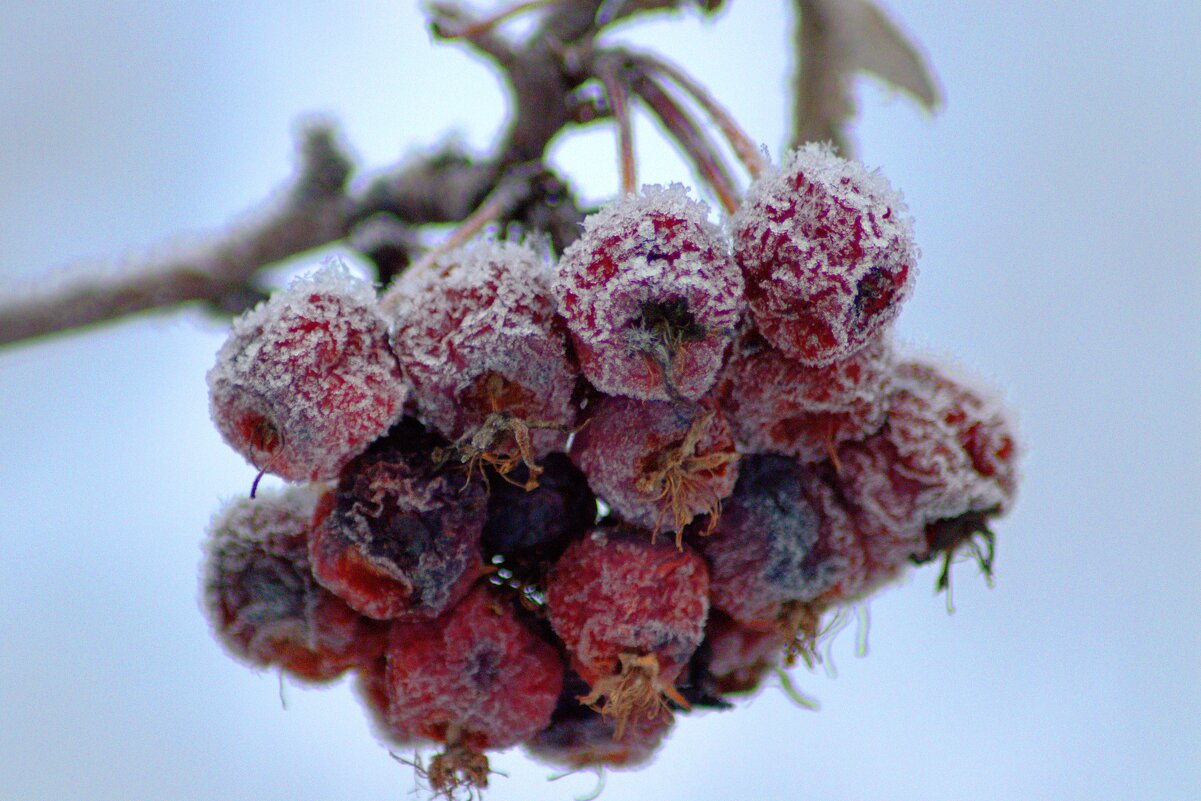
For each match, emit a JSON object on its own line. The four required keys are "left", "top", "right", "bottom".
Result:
{"left": 1, "top": 2, "right": 1198, "bottom": 799}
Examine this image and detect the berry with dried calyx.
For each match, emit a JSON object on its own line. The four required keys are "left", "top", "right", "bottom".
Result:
{"left": 525, "top": 670, "right": 674, "bottom": 771}
{"left": 717, "top": 328, "right": 893, "bottom": 463}
{"left": 308, "top": 418, "right": 487, "bottom": 621}
{"left": 733, "top": 143, "right": 917, "bottom": 366}
{"left": 553, "top": 184, "right": 744, "bottom": 401}
{"left": 391, "top": 240, "right": 580, "bottom": 487}
{"left": 570, "top": 395, "right": 739, "bottom": 539}
{"left": 202, "top": 485, "right": 386, "bottom": 682}
{"left": 545, "top": 528, "right": 709, "bottom": 736}
{"left": 381, "top": 584, "right": 564, "bottom": 797}
{"left": 208, "top": 261, "right": 407, "bottom": 482}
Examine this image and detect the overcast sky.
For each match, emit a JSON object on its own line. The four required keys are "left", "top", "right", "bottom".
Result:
{"left": 1, "top": 2, "right": 1198, "bottom": 800}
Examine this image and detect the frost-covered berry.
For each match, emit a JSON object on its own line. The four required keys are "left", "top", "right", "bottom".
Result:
{"left": 699, "top": 455, "right": 843, "bottom": 630}
{"left": 554, "top": 184, "right": 744, "bottom": 401}
{"left": 202, "top": 486, "right": 386, "bottom": 682}
{"left": 381, "top": 584, "right": 564, "bottom": 796}
{"left": 733, "top": 144, "right": 917, "bottom": 366}
{"left": 208, "top": 262, "right": 407, "bottom": 482}
{"left": 837, "top": 361, "right": 1012, "bottom": 546}
{"left": 308, "top": 418, "right": 487, "bottom": 621}
{"left": 837, "top": 359, "right": 1019, "bottom": 591}
{"left": 525, "top": 671, "right": 673, "bottom": 770}
{"left": 717, "top": 329, "right": 893, "bottom": 462}
{"left": 545, "top": 528, "right": 709, "bottom": 733}
{"left": 700, "top": 610, "right": 788, "bottom": 696}
{"left": 570, "top": 396, "right": 739, "bottom": 538}
{"left": 391, "top": 241, "right": 580, "bottom": 482}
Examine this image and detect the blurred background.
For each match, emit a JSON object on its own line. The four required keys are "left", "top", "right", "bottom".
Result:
{"left": 1, "top": 2, "right": 1198, "bottom": 799}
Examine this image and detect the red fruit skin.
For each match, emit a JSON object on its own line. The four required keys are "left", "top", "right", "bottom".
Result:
{"left": 545, "top": 528, "right": 710, "bottom": 690}
{"left": 203, "top": 486, "right": 386, "bottom": 682}
{"left": 699, "top": 455, "right": 842, "bottom": 628}
{"left": 381, "top": 584, "right": 565, "bottom": 752}
{"left": 208, "top": 264, "right": 407, "bottom": 482}
{"left": 553, "top": 184, "right": 745, "bottom": 401}
{"left": 308, "top": 419, "right": 487, "bottom": 621}
{"left": 836, "top": 360, "right": 1014, "bottom": 541}
{"left": 733, "top": 144, "right": 917, "bottom": 366}
{"left": 525, "top": 672, "right": 673, "bottom": 770}
{"left": 717, "top": 328, "right": 893, "bottom": 463}
{"left": 569, "top": 396, "right": 739, "bottom": 534}
{"left": 702, "top": 610, "right": 788, "bottom": 696}
{"left": 390, "top": 241, "right": 580, "bottom": 455}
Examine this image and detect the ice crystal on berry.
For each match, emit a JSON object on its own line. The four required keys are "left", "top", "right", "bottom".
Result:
{"left": 733, "top": 144, "right": 917, "bottom": 366}
{"left": 554, "top": 184, "right": 744, "bottom": 401}
{"left": 391, "top": 241, "right": 579, "bottom": 475}
{"left": 208, "top": 261, "right": 407, "bottom": 482}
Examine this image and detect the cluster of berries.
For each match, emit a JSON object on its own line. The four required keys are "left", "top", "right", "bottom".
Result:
{"left": 202, "top": 143, "right": 1018, "bottom": 797}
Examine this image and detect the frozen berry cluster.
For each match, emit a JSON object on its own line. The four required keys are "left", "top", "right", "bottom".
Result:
{"left": 201, "top": 143, "right": 1018, "bottom": 798}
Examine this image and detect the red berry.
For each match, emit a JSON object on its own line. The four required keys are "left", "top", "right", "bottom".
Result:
{"left": 570, "top": 395, "right": 739, "bottom": 538}
{"left": 391, "top": 241, "right": 580, "bottom": 480}
{"left": 545, "top": 528, "right": 710, "bottom": 733}
{"left": 701, "top": 610, "right": 788, "bottom": 696}
{"left": 202, "top": 486, "right": 386, "bottom": 682}
{"left": 525, "top": 671, "right": 673, "bottom": 770}
{"left": 381, "top": 584, "right": 564, "bottom": 795}
{"left": 733, "top": 144, "right": 917, "bottom": 366}
{"left": 717, "top": 328, "right": 893, "bottom": 462}
{"left": 699, "top": 455, "right": 842, "bottom": 630}
{"left": 208, "top": 262, "right": 407, "bottom": 482}
{"left": 553, "top": 184, "right": 744, "bottom": 401}
{"left": 308, "top": 418, "right": 487, "bottom": 621}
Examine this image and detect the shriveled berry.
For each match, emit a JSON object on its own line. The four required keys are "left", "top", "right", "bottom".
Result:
{"left": 391, "top": 241, "right": 580, "bottom": 482}
{"left": 208, "top": 262, "right": 407, "bottom": 482}
{"left": 717, "top": 328, "right": 893, "bottom": 462}
{"left": 545, "top": 528, "right": 709, "bottom": 734}
{"left": 308, "top": 418, "right": 487, "bottom": 621}
{"left": 381, "top": 584, "right": 564, "bottom": 795}
{"left": 554, "top": 184, "right": 744, "bottom": 401}
{"left": 570, "top": 396, "right": 739, "bottom": 538}
{"left": 202, "top": 486, "right": 386, "bottom": 682}
{"left": 733, "top": 144, "right": 917, "bottom": 365}
{"left": 482, "top": 452, "right": 596, "bottom": 564}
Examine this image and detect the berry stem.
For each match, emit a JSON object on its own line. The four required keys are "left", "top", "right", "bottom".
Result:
{"left": 628, "top": 49, "right": 769, "bottom": 179}
{"left": 598, "top": 56, "right": 638, "bottom": 196}
{"left": 627, "top": 67, "right": 740, "bottom": 214}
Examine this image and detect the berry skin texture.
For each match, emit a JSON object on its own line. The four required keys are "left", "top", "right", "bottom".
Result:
{"left": 700, "top": 610, "right": 789, "bottom": 697}
{"left": 381, "top": 584, "right": 564, "bottom": 773}
{"left": 525, "top": 671, "right": 673, "bottom": 771}
{"left": 545, "top": 528, "right": 710, "bottom": 732}
{"left": 208, "top": 261, "right": 408, "bottom": 482}
{"left": 553, "top": 184, "right": 745, "bottom": 401}
{"left": 391, "top": 241, "right": 580, "bottom": 473}
{"left": 717, "top": 328, "right": 893, "bottom": 463}
{"left": 308, "top": 418, "right": 488, "bottom": 621}
{"left": 202, "top": 486, "right": 386, "bottom": 682}
{"left": 733, "top": 143, "right": 917, "bottom": 366}
{"left": 570, "top": 395, "right": 739, "bottom": 537}
{"left": 699, "top": 455, "right": 843, "bottom": 631}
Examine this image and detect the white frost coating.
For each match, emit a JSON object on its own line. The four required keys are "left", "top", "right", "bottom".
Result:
{"left": 553, "top": 184, "right": 745, "bottom": 401}
{"left": 733, "top": 143, "right": 918, "bottom": 366}
{"left": 389, "top": 239, "right": 578, "bottom": 454}
{"left": 207, "top": 259, "right": 408, "bottom": 482}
